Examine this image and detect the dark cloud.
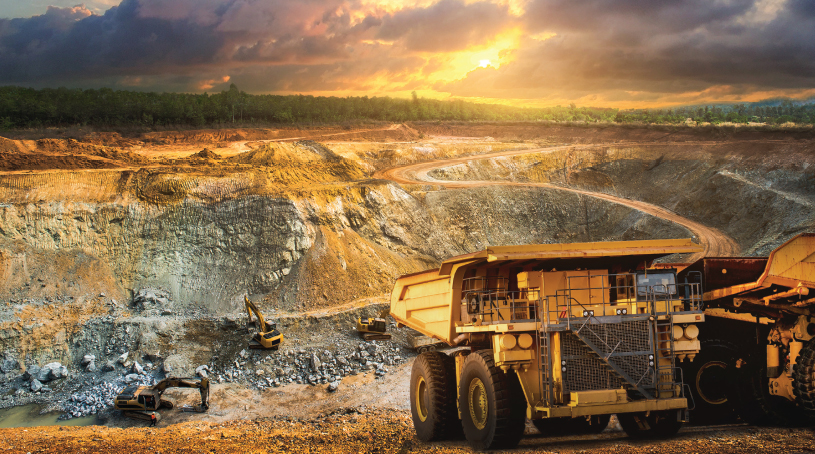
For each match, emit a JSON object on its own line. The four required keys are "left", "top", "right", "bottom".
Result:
{"left": 0, "top": 0, "right": 226, "bottom": 83}
{"left": 0, "top": 0, "right": 813, "bottom": 105}
{"left": 441, "top": 0, "right": 815, "bottom": 103}
{"left": 376, "top": 0, "right": 512, "bottom": 52}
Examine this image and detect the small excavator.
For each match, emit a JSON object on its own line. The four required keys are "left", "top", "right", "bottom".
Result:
{"left": 356, "top": 317, "right": 391, "bottom": 341}
{"left": 114, "top": 377, "right": 209, "bottom": 424}
{"left": 245, "top": 294, "right": 284, "bottom": 350}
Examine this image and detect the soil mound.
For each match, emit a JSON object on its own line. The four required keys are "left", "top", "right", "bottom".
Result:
{"left": 0, "top": 152, "right": 119, "bottom": 171}
{"left": 194, "top": 148, "right": 221, "bottom": 159}
{"left": 0, "top": 136, "right": 24, "bottom": 153}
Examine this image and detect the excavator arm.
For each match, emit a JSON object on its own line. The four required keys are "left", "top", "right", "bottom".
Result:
{"left": 245, "top": 295, "right": 272, "bottom": 332}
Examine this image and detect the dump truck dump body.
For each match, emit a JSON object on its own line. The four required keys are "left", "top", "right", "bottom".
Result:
{"left": 392, "top": 238, "right": 705, "bottom": 449}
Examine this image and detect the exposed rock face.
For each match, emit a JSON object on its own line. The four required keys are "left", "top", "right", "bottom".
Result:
{"left": 0, "top": 197, "right": 312, "bottom": 311}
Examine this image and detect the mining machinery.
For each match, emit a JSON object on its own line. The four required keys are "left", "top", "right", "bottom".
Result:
{"left": 356, "top": 317, "right": 392, "bottom": 341}
{"left": 677, "top": 233, "right": 815, "bottom": 426}
{"left": 245, "top": 294, "right": 284, "bottom": 350}
{"left": 114, "top": 377, "right": 209, "bottom": 423}
{"left": 391, "top": 238, "right": 705, "bottom": 449}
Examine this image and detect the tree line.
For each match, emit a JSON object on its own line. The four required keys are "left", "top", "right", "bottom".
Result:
{"left": 0, "top": 84, "right": 813, "bottom": 129}
{"left": 614, "top": 99, "right": 815, "bottom": 125}
{"left": 0, "top": 85, "right": 617, "bottom": 129}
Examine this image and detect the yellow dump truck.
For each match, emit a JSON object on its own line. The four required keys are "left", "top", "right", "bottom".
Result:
{"left": 676, "top": 233, "right": 815, "bottom": 426}
{"left": 391, "top": 238, "right": 705, "bottom": 449}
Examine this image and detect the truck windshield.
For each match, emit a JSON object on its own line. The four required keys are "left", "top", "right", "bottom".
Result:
{"left": 637, "top": 273, "right": 677, "bottom": 299}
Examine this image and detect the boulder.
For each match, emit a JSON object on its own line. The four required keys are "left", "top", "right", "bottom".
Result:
{"left": 30, "top": 379, "right": 43, "bottom": 392}
{"left": 0, "top": 358, "right": 19, "bottom": 374}
{"left": 117, "top": 352, "right": 129, "bottom": 365}
{"left": 81, "top": 355, "right": 95, "bottom": 367}
{"left": 163, "top": 354, "right": 194, "bottom": 377}
{"left": 311, "top": 353, "right": 322, "bottom": 372}
{"left": 23, "top": 364, "right": 41, "bottom": 381}
{"left": 102, "top": 360, "right": 115, "bottom": 372}
{"left": 124, "top": 374, "right": 140, "bottom": 383}
{"left": 195, "top": 365, "right": 210, "bottom": 378}
{"left": 132, "top": 361, "right": 144, "bottom": 375}
{"left": 328, "top": 380, "right": 340, "bottom": 392}
{"left": 38, "top": 363, "right": 67, "bottom": 382}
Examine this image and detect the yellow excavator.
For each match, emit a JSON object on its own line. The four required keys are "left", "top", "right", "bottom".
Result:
{"left": 356, "top": 317, "right": 391, "bottom": 341}
{"left": 114, "top": 377, "right": 209, "bottom": 424}
{"left": 245, "top": 295, "right": 284, "bottom": 350}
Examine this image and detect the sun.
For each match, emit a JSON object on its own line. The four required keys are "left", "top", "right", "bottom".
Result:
{"left": 479, "top": 59, "right": 491, "bottom": 68}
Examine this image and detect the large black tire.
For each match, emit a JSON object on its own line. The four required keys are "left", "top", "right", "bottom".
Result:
{"left": 410, "top": 351, "right": 461, "bottom": 442}
{"left": 793, "top": 339, "right": 815, "bottom": 418}
{"left": 729, "top": 350, "right": 814, "bottom": 426}
{"left": 458, "top": 350, "right": 527, "bottom": 450}
{"left": 619, "top": 410, "right": 682, "bottom": 439}
{"left": 679, "top": 339, "right": 740, "bottom": 425}
{"left": 532, "top": 414, "right": 611, "bottom": 436}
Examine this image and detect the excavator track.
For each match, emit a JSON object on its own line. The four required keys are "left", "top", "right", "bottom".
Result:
{"left": 361, "top": 333, "right": 392, "bottom": 341}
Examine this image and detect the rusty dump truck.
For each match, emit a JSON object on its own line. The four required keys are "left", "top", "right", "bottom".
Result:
{"left": 391, "top": 238, "right": 706, "bottom": 449}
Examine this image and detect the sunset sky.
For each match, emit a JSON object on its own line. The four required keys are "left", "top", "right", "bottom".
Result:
{"left": 1, "top": 0, "right": 814, "bottom": 107}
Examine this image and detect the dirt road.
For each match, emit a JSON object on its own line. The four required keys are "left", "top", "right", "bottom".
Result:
{"left": 375, "top": 143, "right": 740, "bottom": 260}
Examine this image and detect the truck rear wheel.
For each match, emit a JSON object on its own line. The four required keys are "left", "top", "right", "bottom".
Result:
{"left": 730, "top": 353, "right": 814, "bottom": 426}
{"left": 793, "top": 339, "right": 815, "bottom": 417}
{"left": 679, "top": 339, "right": 740, "bottom": 425}
{"left": 410, "top": 351, "right": 460, "bottom": 442}
{"left": 458, "top": 350, "right": 526, "bottom": 450}
{"left": 619, "top": 410, "right": 682, "bottom": 439}
{"left": 532, "top": 415, "right": 610, "bottom": 435}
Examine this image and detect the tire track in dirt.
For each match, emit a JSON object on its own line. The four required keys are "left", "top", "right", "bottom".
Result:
{"left": 374, "top": 143, "right": 740, "bottom": 261}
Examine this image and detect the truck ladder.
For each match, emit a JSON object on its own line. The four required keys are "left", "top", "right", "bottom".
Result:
{"left": 652, "top": 305, "right": 679, "bottom": 398}
{"left": 536, "top": 295, "right": 552, "bottom": 407}
{"left": 570, "top": 322, "right": 655, "bottom": 399}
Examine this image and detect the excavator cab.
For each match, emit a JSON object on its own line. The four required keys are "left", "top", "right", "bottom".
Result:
{"left": 245, "top": 295, "right": 284, "bottom": 350}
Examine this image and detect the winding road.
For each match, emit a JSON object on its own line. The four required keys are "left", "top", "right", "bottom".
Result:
{"left": 374, "top": 143, "right": 739, "bottom": 261}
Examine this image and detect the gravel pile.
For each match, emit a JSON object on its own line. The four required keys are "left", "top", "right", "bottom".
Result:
{"left": 61, "top": 382, "right": 122, "bottom": 419}
{"left": 210, "top": 340, "right": 412, "bottom": 390}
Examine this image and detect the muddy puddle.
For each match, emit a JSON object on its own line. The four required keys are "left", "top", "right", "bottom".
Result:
{"left": 0, "top": 405, "right": 99, "bottom": 428}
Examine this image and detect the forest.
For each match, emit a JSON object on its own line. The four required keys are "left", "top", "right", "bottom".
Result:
{"left": 0, "top": 84, "right": 813, "bottom": 129}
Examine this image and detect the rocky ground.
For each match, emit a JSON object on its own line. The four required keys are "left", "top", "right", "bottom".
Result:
{"left": 1, "top": 409, "right": 814, "bottom": 454}
{"left": 0, "top": 298, "right": 416, "bottom": 424}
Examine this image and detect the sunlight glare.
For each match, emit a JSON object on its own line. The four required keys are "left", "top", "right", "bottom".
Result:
{"left": 479, "top": 59, "right": 491, "bottom": 68}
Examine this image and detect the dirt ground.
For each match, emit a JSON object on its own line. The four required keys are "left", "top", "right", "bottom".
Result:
{"left": 2, "top": 412, "right": 813, "bottom": 454}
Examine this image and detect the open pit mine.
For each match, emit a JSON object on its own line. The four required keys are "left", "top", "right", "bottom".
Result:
{"left": 0, "top": 123, "right": 814, "bottom": 453}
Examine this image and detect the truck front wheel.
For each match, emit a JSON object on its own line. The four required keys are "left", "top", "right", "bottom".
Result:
{"left": 410, "top": 351, "right": 460, "bottom": 441}
{"left": 458, "top": 350, "right": 526, "bottom": 450}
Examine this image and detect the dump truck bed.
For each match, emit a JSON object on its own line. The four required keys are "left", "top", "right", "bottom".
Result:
{"left": 391, "top": 238, "right": 702, "bottom": 343}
